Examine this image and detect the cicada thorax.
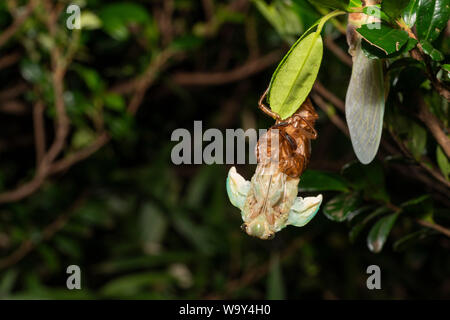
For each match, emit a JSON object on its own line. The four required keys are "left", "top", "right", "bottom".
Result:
{"left": 257, "top": 98, "right": 318, "bottom": 179}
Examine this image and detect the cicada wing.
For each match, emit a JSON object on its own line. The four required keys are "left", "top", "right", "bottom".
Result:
{"left": 226, "top": 167, "right": 250, "bottom": 210}
{"left": 286, "top": 194, "right": 322, "bottom": 227}
{"left": 345, "top": 43, "right": 385, "bottom": 164}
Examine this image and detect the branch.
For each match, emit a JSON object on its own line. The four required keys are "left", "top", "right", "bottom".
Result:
{"left": 49, "top": 132, "right": 110, "bottom": 174}
{"left": 311, "top": 92, "right": 349, "bottom": 136}
{"left": 390, "top": 132, "right": 450, "bottom": 191}
{"left": 0, "top": 82, "right": 28, "bottom": 101}
{"left": 417, "top": 220, "right": 450, "bottom": 238}
{"left": 417, "top": 97, "right": 450, "bottom": 159}
{"left": 0, "top": 49, "right": 172, "bottom": 204}
{"left": 172, "top": 50, "right": 283, "bottom": 86}
{"left": 32, "top": 101, "right": 46, "bottom": 166}
{"left": 0, "top": 0, "right": 38, "bottom": 48}
{"left": 313, "top": 81, "right": 345, "bottom": 112}
{"left": 0, "top": 192, "right": 87, "bottom": 270}
{"left": 324, "top": 36, "right": 352, "bottom": 67}
{"left": 0, "top": 51, "right": 21, "bottom": 70}
{"left": 128, "top": 49, "right": 175, "bottom": 115}
{"left": 397, "top": 21, "right": 450, "bottom": 101}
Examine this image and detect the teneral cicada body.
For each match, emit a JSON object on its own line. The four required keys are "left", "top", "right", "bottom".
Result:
{"left": 227, "top": 93, "right": 322, "bottom": 240}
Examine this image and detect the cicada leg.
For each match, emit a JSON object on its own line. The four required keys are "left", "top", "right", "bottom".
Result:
{"left": 293, "top": 116, "right": 318, "bottom": 140}
{"left": 279, "top": 130, "right": 297, "bottom": 151}
{"left": 258, "top": 87, "right": 280, "bottom": 121}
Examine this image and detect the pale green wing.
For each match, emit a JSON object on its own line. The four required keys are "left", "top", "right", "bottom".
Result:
{"left": 226, "top": 167, "right": 250, "bottom": 210}
{"left": 285, "top": 194, "right": 322, "bottom": 227}
{"left": 345, "top": 43, "right": 385, "bottom": 164}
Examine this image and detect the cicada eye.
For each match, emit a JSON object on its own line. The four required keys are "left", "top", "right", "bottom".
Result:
{"left": 240, "top": 223, "right": 247, "bottom": 232}
{"left": 267, "top": 233, "right": 275, "bottom": 240}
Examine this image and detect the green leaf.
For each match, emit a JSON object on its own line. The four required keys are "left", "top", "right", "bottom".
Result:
{"left": 266, "top": 9, "right": 345, "bottom": 119}
{"left": 299, "top": 169, "right": 349, "bottom": 192}
{"left": 401, "top": 195, "right": 434, "bottom": 221}
{"left": 170, "top": 35, "right": 203, "bottom": 52}
{"left": 420, "top": 39, "right": 445, "bottom": 61}
{"left": 99, "top": 2, "right": 152, "bottom": 41}
{"left": 20, "top": 60, "right": 44, "bottom": 83}
{"left": 266, "top": 254, "right": 285, "bottom": 300}
{"left": 105, "top": 113, "right": 135, "bottom": 140}
{"left": 253, "top": 0, "right": 303, "bottom": 43}
{"left": 382, "top": 0, "right": 410, "bottom": 19}
{"left": 103, "top": 93, "right": 125, "bottom": 111}
{"left": 71, "top": 128, "right": 96, "bottom": 149}
{"left": 356, "top": 24, "right": 410, "bottom": 55}
{"left": 341, "top": 161, "right": 389, "bottom": 202}
{"left": 442, "top": 64, "right": 450, "bottom": 72}
{"left": 348, "top": 0, "right": 363, "bottom": 10}
{"left": 323, "top": 193, "right": 361, "bottom": 222}
{"left": 0, "top": 269, "right": 18, "bottom": 297}
{"left": 100, "top": 272, "right": 173, "bottom": 297}
{"left": 80, "top": 11, "right": 102, "bottom": 30}
{"left": 416, "top": 0, "right": 450, "bottom": 42}
{"left": 268, "top": 31, "right": 323, "bottom": 119}
{"left": 363, "top": 6, "right": 390, "bottom": 22}
{"left": 307, "top": 0, "right": 349, "bottom": 10}
{"left": 74, "top": 66, "right": 104, "bottom": 92}
{"left": 436, "top": 146, "right": 450, "bottom": 180}
{"left": 406, "top": 122, "right": 427, "bottom": 160}
{"left": 403, "top": 0, "right": 420, "bottom": 27}
{"left": 367, "top": 212, "right": 399, "bottom": 253}
{"left": 349, "top": 206, "right": 389, "bottom": 243}
{"left": 362, "top": 37, "right": 417, "bottom": 59}
{"left": 172, "top": 211, "right": 216, "bottom": 255}
{"left": 139, "top": 203, "right": 168, "bottom": 250}
{"left": 393, "top": 229, "right": 433, "bottom": 252}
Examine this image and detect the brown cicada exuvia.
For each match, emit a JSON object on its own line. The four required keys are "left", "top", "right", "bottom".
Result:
{"left": 227, "top": 88, "right": 322, "bottom": 240}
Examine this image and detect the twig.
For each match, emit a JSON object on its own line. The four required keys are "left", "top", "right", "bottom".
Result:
{"left": 201, "top": 0, "right": 214, "bottom": 21}
{"left": 172, "top": 50, "right": 283, "bottom": 86}
{"left": 397, "top": 21, "right": 450, "bottom": 101}
{"left": 0, "top": 0, "right": 37, "bottom": 48}
{"left": 128, "top": 49, "right": 175, "bottom": 115}
{"left": 313, "top": 81, "right": 345, "bottom": 112}
{"left": 416, "top": 97, "right": 450, "bottom": 158}
{"left": 32, "top": 101, "right": 46, "bottom": 166}
{"left": 311, "top": 92, "right": 349, "bottom": 136}
{"left": 0, "top": 192, "right": 88, "bottom": 270}
{"left": 49, "top": 132, "right": 110, "bottom": 174}
{"left": 0, "top": 51, "right": 21, "bottom": 70}
{"left": 37, "top": 2, "right": 70, "bottom": 174}
{"left": 417, "top": 220, "right": 450, "bottom": 238}
{"left": 0, "top": 49, "right": 172, "bottom": 203}
{"left": 390, "top": 132, "right": 450, "bottom": 191}
{"left": 324, "top": 37, "right": 352, "bottom": 67}
{"left": 0, "top": 82, "right": 28, "bottom": 101}
{"left": 0, "top": 100, "right": 28, "bottom": 115}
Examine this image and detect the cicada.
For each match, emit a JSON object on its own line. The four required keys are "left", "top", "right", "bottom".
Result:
{"left": 226, "top": 89, "right": 322, "bottom": 240}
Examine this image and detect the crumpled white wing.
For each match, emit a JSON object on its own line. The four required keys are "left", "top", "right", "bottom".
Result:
{"left": 345, "top": 44, "right": 385, "bottom": 164}
{"left": 226, "top": 166, "right": 250, "bottom": 210}
{"left": 286, "top": 194, "right": 322, "bottom": 227}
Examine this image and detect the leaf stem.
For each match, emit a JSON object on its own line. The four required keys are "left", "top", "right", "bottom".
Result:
{"left": 316, "top": 10, "right": 347, "bottom": 34}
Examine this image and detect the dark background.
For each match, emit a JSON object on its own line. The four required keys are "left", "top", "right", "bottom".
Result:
{"left": 0, "top": 0, "right": 449, "bottom": 299}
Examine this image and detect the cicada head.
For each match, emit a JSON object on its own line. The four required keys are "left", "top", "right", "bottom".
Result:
{"left": 240, "top": 214, "right": 275, "bottom": 240}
